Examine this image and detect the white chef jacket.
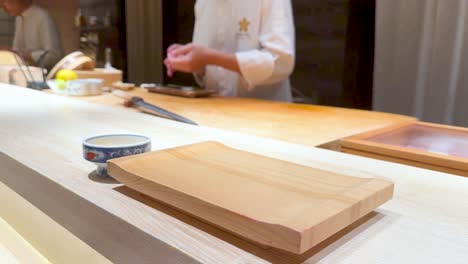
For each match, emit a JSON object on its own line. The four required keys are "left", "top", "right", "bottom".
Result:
{"left": 193, "top": 0, "right": 295, "bottom": 102}
{"left": 13, "top": 5, "right": 63, "bottom": 69}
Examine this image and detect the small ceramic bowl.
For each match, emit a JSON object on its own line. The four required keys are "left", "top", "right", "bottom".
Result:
{"left": 47, "top": 79, "right": 67, "bottom": 95}
{"left": 48, "top": 78, "right": 103, "bottom": 96}
{"left": 67, "top": 79, "right": 103, "bottom": 96}
{"left": 83, "top": 134, "right": 151, "bottom": 178}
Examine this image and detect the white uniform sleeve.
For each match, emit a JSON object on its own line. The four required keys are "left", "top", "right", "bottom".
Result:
{"left": 31, "top": 14, "right": 63, "bottom": 69}
{"left": 235, "top": 0, "right": 295, "bottom": 90}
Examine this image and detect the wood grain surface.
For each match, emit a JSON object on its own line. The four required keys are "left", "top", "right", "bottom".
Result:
{"left": 75, "top": 88, "right": 416, "bottom": 147}
{"left": 1, "top": 86, "right": 467, "bottom": 263}
{"left": 108, "top": 141, "right": 393, "bottom": 254}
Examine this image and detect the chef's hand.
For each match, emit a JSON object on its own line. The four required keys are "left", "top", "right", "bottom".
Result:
{"left": 165, "top": 43, "right": 210, "bottom": 76}
{"left": 165, "top": 43, "right": 241, "bottom": 77}
{"left": 164, "top": 44, "right": 183, "bottom": 77}
{"left": 167, "top": 43, "right": 183, "bottom": 55}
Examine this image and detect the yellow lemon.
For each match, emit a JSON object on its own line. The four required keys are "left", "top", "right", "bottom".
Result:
{"left": 56, "top": 69, "right": 78, "bottom": 81}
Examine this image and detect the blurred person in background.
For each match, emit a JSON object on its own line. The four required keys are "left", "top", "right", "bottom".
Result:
{"left": 0, "top": 0, "right": 63, "bottom": 69}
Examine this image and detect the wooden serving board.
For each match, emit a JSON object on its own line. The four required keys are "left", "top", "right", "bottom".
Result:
{"left": 108, "top": 141, "right": 394, "bottom": 254}
{"left": 75, "top": 69, "right": 122, "bottom": 87}
{"left": 340, "top": 121, "right": 468, "bottom": 177}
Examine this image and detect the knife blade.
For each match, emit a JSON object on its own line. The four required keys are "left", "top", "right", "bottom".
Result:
{"left": 112, "top": 90, "right": 198, "bottom": 126}
{"left": 131, "top": 96, "right": 198, "bottom": 125}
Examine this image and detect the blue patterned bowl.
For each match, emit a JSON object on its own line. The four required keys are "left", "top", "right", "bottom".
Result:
{"left": 83, "top": 134, "right": 151, "bottom": 178}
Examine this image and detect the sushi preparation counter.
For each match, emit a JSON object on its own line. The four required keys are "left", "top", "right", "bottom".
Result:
{"left": 1, "top": 85, "right": 468, "bottom": 263}
{"left": 72, "top": 88, "right": 416, "bottom": 148}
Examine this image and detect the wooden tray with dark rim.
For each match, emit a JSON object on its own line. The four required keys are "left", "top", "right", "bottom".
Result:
{"left": 340, "top": 121, "right": 468, "bottom": 177}
{"left": 146, "top": 85, "right": 215, "bottom": 98}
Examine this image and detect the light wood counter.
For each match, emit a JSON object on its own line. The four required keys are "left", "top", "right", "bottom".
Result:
{"left": 2, "top": 86, "right": 468, "bottom": 263}
{"left": 0, "top": 217, "right": 50, "bottom": 264}
{"left": 0, "top": 181, "right": 111, "bottom": 264}
{"left": 76, "top": 88, "right": 416, "bottom": 148}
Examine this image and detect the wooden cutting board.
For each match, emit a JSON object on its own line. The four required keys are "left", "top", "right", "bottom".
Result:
{"left": 108, "top": 141, "right": 394, "bottom": 254}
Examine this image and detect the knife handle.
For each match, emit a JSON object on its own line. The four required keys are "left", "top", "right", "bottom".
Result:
{"left": 112, "top": 89, "right": 132, "bottom": 100}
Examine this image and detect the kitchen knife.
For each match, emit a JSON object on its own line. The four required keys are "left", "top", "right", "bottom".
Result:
{"left": 112, "top": 90, "right": 198, "bottom": 126}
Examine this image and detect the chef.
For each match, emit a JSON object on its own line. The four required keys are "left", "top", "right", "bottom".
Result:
{"left": 165, "top": 0, "right": 295, "bottom": 102}
{"left": 1, "top": 0, "right": 63, "bottom": 69}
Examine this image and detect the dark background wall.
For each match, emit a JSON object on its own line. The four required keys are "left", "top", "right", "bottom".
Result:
{"left": 293, "top": 0, "right": 348, "bottom": 105}
{"left": 79, "top": 0, "right": 126, "bottom": 71}
{"left": 0, "top": 10, "right": 14, "bottom": 46}
{"left": 0, "top": 10, "right": 15, "bottom": 46}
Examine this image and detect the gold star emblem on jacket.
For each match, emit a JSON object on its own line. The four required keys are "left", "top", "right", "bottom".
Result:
{"left": 239, "top": 18, "right": 250, "bottom": 32}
